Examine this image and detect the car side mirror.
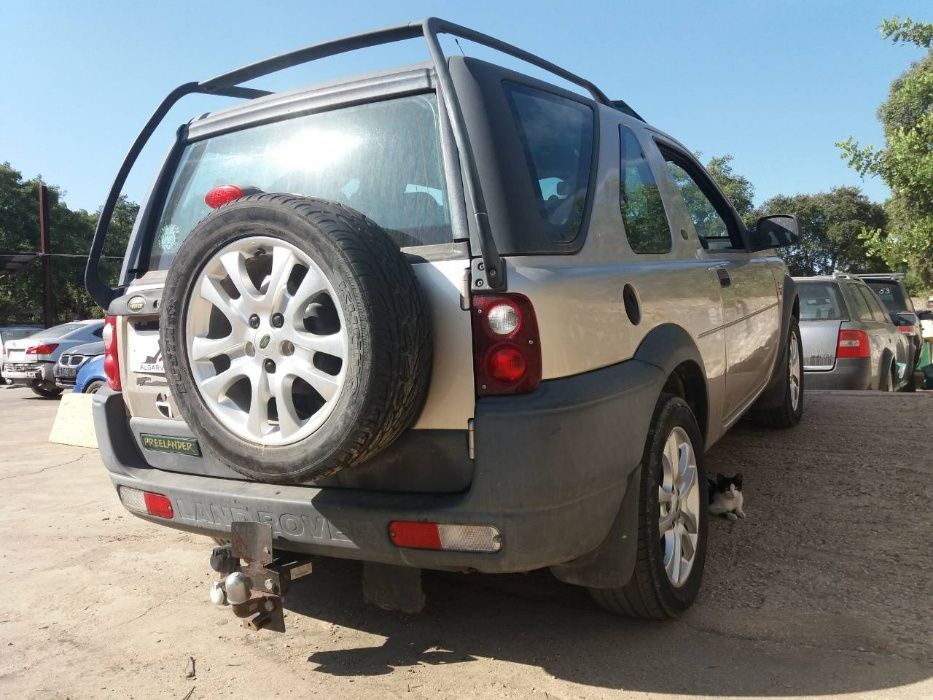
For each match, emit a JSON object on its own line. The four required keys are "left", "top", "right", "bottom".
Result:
{"left": 750, "top": 214, "right": 800, "bottom": 251}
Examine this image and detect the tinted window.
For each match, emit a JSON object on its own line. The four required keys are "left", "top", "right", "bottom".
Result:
{"left": 27, "top": 323, "right": 88, "bottom": 339}
{"left": 863, "top": 280, "right": 909, "bottom": 312}
{"left": 846, "top": 283, "right": 873, "bottom": 322}
{"left": 664, "top": 159, "right": 731, "bottom": 248}
{"left": 505, "top": 82, "right": 594, "bottom": 243}
{"left": 619, "top": 127, "right": 672, "bottom": 254}
{"left": 798, "top": 282, "right": 848, "bottom": 321}
{"left": 151, "top": 94, "right": 451, "bottom": 270}
{"left": 859, "top": 287, "right": 890, "bottom": 323}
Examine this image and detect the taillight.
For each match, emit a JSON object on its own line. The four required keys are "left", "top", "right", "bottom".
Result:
{"left": 896, "top": 325, "right": 915, "bottom": 334}
{"left": 103, "top": 315, "right": 121, "bottom": 391}
{"left": 837, "top": 329, "right": 870, "bottom": 359}
{"left": 26, "top": 343, "right": 58, "bottom": 355}
{"left": 204, "top": 184, "right": 244, "bottom": 209}
{"left": 471, "top": 293, "right": 541, "bottom": 396}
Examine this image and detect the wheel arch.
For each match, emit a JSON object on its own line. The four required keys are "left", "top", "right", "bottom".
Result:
{"left": 632, "top": 323, "right": 710, "bottom": 444}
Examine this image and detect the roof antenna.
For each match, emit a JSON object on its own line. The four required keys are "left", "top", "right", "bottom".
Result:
{"left": 454, "top": 38, "right": 466, "bottom": 56}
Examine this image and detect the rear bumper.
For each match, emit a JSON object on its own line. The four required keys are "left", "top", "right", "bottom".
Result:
{"left": 94, "top": 359, "right": 664, "bottom": 574}
{"left": 805, "top": 358, "right": 872, "bottom": 390}
{"left": 2, "top": 361, "right": 53, "bottom": 385}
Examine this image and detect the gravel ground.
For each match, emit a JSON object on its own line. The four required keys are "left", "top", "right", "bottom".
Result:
{"left": 0, "top": 386, "right": 930, "bottom": 699}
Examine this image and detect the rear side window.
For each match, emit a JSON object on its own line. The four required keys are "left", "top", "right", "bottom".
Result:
{"left": 858, "top": 286, "right": 891, "bottom": 323}
{"left": 150, "top": 94, "right": 451, "bottom": 271}
{"left": 845, "top": 283, "right": 874, "bottom": 322}
{"left": 619, "top": 127, "right": 672, "bottom": 254}
{"left": 505, "top": 82, "right": 594, "bottom": 243}
{"left": 798, "top": 282, "right": 848, "bottom": 321}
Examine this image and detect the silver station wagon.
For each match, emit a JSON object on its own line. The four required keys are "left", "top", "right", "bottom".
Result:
{"left": 796, "top": 274, "right": 911, "bottom": 391}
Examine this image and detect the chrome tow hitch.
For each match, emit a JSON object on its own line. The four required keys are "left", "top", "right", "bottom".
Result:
{"left": 209, "top": 521, "right": 312, "bottom": 632}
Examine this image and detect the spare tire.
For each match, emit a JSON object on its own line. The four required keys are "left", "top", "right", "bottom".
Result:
{"left": 160, "top": 194, "right": 432, "bottom": 483}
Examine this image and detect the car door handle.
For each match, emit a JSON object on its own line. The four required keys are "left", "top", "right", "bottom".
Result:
{"left": 715, "top": 268, "right": 731, "bottom": 287}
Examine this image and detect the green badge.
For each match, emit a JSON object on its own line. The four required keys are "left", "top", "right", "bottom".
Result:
{"left": 140, "top": 433, "right": 201, "bottom": 457}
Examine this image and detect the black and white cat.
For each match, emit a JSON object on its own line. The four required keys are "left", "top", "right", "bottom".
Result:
{"left": 708, "top": 473, "right": 745, "bottom": 521}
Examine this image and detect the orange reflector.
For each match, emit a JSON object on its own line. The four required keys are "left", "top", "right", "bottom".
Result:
{"left": 388, "top": 521, "right": 502, "bottom": 552}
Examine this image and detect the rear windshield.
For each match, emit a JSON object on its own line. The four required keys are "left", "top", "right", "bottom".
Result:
{"left": 862, "top": 280, "right": 908, "bottom": 312}
{"left": 27, "top": 323, "right": 90, "bottom": 339}
{"left": 798, "top": 282, "right": 849, "bottom": 321}
{"left": 149, "top": 94, "right": 451, "bottom": 270}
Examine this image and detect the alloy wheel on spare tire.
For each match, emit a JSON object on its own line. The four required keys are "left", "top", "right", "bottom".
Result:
{"left": 160, "top": 194, "right": 432, "bottom": 483}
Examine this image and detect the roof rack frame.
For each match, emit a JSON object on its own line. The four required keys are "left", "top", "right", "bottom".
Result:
{"left": 86, "top": 17, "right": 621, "bottom": 307}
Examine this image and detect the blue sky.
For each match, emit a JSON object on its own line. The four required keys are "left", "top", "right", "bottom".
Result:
{"left": 1, "top": 1, "right": 929, "bottom": 214}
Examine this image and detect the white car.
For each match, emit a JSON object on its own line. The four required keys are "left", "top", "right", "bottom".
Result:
{"left": 0, "top": 324, "right": 44, "bottom": 384}
{"left": 2, "top": 320, "right": 104, "bottom": 397}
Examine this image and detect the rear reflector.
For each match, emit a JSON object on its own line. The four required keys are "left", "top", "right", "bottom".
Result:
{"left": 388, "top": 521, "right": 502, "bottom": 552}
{"left": 118, "top": 486, "right": 174, "bottom": 519}
{"left": 837, "top": 329, "right": 870, "bottom": 359}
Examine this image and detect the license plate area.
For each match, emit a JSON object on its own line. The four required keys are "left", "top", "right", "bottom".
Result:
{"left": 128, "top": 321, "right": 164, "bottom": 375}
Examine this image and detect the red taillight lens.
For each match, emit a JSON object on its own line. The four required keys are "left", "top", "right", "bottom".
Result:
{"left": 837, "top": 329, "right": 870, "bottom": 359}
{"left": 897, "top": 325, "right": 914, "bottom": 334}
{"left": 26, "top": 343, "right": 58, "bottom": 355}
{"left": 204, "top": 184, "right": 244, "bottom": 209}
{"left": 471, "top": 293, "right": 541, "bottom": 396}
{"left": 487, "top": 345, "right": 527, "bottom": 383}
{"left": 103, "top": 315, "right": 121, "bottom": 391}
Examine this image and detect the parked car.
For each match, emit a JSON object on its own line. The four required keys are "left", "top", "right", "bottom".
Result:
{"left": 0, "top": 324, "right": 44, "bottom": 384}
{"left": 856, "top": 273, "right": 922, "bottom": 389}
{"left": 796, "top": 274, "right": 911, "bottom": 391}
{"left": 2, "top": 320, "right": 104, "bottom": 397}
{"left": 85, "top": 18, "right": 805, "bottom": 624}
{"left": 73, "top": 354, "right": 107, "bottom": 394}
{"left": 54, "top": 341, "right": 105, "bottom": 391}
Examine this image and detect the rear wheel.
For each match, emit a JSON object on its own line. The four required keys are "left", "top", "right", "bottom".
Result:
{"left": 751, "top": 319, "right": 803, "bottom": 428}
{"left": 589, "top": 394, "right": 708, "bottom": 619}
{"left": 882, "top": 360, "right": 897, "bottom": 392}
{"left": 30, "top": 384, "right": 62, "bottom": 399}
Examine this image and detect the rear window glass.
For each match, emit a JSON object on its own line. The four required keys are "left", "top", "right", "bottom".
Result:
{"left": 505, "top": 82, "right": 594, "bottom": 244}
{"left": 619, "top": 126, "right": 672, "bottom": 254}
{"left": 863, "top": 280, "right": 908, "bottom": 312}
{"left": 149, "top": 94, "right": 451, "bottom": 270}
{"left": 798, "top": 282, "right": 848, "bottom": 321}
{"left": 27, "top": 323, "right": 89, "bottom": 339}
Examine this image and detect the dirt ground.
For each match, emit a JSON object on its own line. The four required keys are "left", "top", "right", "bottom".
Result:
{"left": 0, "top": 387, "right": 930, "bottom": 699}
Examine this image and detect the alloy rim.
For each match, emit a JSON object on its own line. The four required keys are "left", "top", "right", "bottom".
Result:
{"left": 658, "top": 426, "right": 700, "bottom": 588}
{"left": 184, "top": 236, "right": 348, "bottom": 446}
{"left": 789, "top": 331, "right": 801, "bottom": 411}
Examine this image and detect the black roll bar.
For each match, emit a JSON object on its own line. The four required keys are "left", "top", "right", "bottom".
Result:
{"left": 86, "top": 17, "right": 629, "bottom": 307}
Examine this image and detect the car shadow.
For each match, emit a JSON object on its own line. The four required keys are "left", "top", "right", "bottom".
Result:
{"left": 280, "top": 392, "right": 931, "bottom": 696}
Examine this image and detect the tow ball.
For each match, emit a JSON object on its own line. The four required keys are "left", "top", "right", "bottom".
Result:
{"left": 209, "top": 521, "right": 312, "bottom": 632}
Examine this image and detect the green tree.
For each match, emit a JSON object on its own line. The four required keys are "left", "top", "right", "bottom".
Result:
{"left": 0, "top": 162, "right": 137, "bottom": 324}
{"left": 704, "top": 154, "right": 755, "bottom": 223}
{"left": 756, "top": 187, "right": 887, "bottom": 276}
{"left": 838, "top": 16, "right": 933, "bottom": 289}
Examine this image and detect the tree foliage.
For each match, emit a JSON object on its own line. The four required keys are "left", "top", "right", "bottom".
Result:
{"left": 838, "top": 16, "right": 933, "bottom": 289}
{"left": 704, "top": 154, "right": 755, "bottom": 223}
{"left": 756, "top": 187, "right": 887, "bottom": 276}
{"left": 0, "top": 162, "right": 137, "bottom": 324}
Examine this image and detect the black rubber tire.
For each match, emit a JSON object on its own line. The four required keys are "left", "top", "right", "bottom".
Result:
{"left": 83, "top": 380, "right": 105, "bottom": 395}
{"left": 882, "top": 360, "right": 896, "bottom": 392}
{"left": 750, "top": 318, "right": 804, "bottom": 429}
{"left": 30, "top": 384, "right": 62, "bottom": 399}
{"left": 161, "top": 194, "right": 432, "bottom": 483}
{"left": 589, "top": 394, "right": 709, "bottom": 619}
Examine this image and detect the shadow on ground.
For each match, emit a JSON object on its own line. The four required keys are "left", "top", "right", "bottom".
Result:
{"left": 281, "top": 393, "right": 932, "bottom": 696}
